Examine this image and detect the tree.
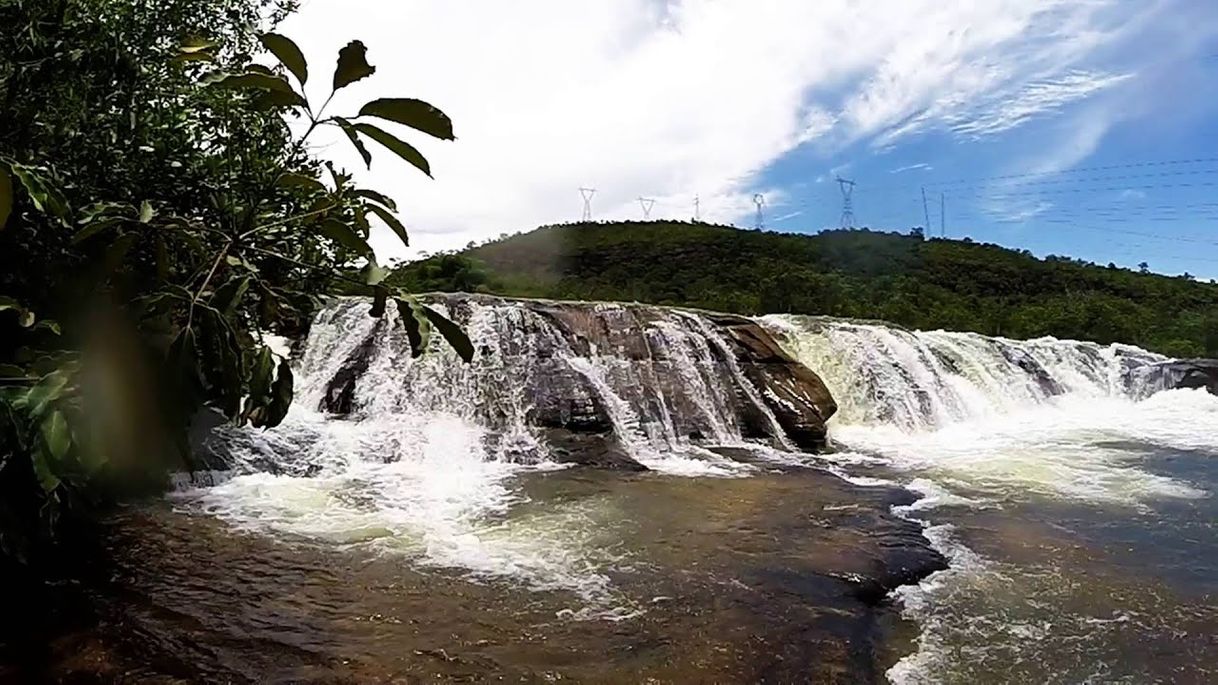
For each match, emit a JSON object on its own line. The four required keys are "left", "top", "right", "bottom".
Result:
{"left": 0, "top": 0, "right": 471, "bottom": 561}
{"left": 1139, "top": 262, "right": 1150, "bottom": 273}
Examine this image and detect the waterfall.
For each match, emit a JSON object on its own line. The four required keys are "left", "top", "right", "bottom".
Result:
{"left": 760, "top": 315, "right": 1167, "bottom": 431}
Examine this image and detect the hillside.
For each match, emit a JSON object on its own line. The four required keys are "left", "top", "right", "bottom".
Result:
{"left": 389, "top": 221, "right": 1218, "bottom": 357}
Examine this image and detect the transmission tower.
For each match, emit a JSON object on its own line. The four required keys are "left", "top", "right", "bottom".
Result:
{"left": 638, "top": 196, "right": 656, "bottom": 220}
{"left": 579, "top": 187, "right": 596, "bottom": 221}
{"left": 836, "top": 176, "right": 856, "bottom": 228}
{"left": 694, "top": 194, "right": 701, "bottom": 222}
{"left": 752, "top": 193, "right": 765, "bottom": 229}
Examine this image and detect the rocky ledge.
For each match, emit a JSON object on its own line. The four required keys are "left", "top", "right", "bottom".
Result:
{"left": 1137, "top": 358, "right": 1218, "bottom": 397}
{"left": 318, "top": 294, "right": 838, "bottom": 471}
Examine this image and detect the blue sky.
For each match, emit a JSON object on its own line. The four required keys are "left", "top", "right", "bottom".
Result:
{"left": 284, "top": 0, "right": 1218, "bottom": 276}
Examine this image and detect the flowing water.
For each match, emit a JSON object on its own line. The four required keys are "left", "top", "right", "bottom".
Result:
{"left": 764, "top": 316, "right": 1218, "bottom": 684}
{"left": 38, "top": 299, "right": 1217, "bottom": 682}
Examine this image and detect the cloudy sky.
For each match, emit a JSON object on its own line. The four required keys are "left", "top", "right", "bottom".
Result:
{"left": 280, "top": 0, "right": 1218, "bottom": 276}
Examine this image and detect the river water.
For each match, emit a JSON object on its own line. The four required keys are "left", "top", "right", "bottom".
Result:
{"left": 767, "top": 316, "right": 1218, "bottom": 683}
{"left": 29, "top": 300, "right": 1218, "bottom": 683}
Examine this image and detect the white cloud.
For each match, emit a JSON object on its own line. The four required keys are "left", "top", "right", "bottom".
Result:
{"left": 891, "top": 163, "right": 933, "bottom": 174}
{"left": 278, "top": 0, "right": 1150, "bottom": 260}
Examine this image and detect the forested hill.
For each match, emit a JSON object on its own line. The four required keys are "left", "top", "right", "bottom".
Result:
{"left": 390, "top": 221, "right": 1218, "bottom": 357}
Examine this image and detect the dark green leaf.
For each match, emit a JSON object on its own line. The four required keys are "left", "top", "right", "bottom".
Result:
{"left": 0, "top": 295, "right": 21, "bottom": 312}
{"left": 244, "top": 345, "right": 275, "bottom": 425}
{"left": 354, "top": 189, "right": 397, "bottom": 212}
{"left": 24, "top": 370, "right": 70, "bottom": 417}
{"left": 334, "top": 117, "right": 372, "bottom": 169}
{"left": 370, "top": 285, "right": 388, "bottom": 317}
{"left": 318, "top": 218, "right": 373, "bottom": 256}
{"left": 422, "top": 305, "right": 474, "bottom": 362}
{"left": 0, "top": 168, "right": 11, "bottom": 231}
{"left": 103, "top": 233, "right": 138, "bottom": 276}
{"left": 395, "top": 298, "right": 431, "bottom": 358}
{"left": 41, "top": 411, "right": 71, "bottom": 461}
{"left": 366, "top": 204, "right": 409, "bottom": 248}
{"left": 333, "top": 40, "right": 376, "bottom": 91}
{"left": 179, "top": 37, "right": 217, "bottom": 54}
{"left": 32, "top": 446, "right": 60, "bottom": 493}
{"left": 358, "top": 98, "right": 455, "bottom": 141}
{"left": 353, "top": 123, "right": 431, "bottom": 177}
{"left": 211, "top": 275, "right": 251, "bottom": 315}
{"left": 277, "top": 173, "right": 328, "bottom": 195}
{"left": 259, "top": 33, "right": 308, "bottom": 85}
{"left": 0, "top": 363, "right": 25, "bottom": 377}
{"left": 216, "top": 73, "right": 306, "bottom": 106}
{"left": 33, "top": 320, "right": 61, "bottom": 336}
{"left": 71, "top": 216, "right": 124, "bottom": 244}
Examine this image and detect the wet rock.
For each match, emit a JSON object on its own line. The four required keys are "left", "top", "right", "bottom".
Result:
{"left": 708, "top": 313, "right": 838, "bottom": 449}
{"left": 542, "top": 429, "right": 647, "bottom": 471}
{"left": 320, "top": 318, "right": 386, "bottom": 415}
{"left": 1137, "top": 358, "right": 1218, "bottom": 397}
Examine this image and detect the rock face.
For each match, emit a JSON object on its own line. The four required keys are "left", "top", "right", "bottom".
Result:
{"left": 1136, "top": 358, "right": 1218, "bottom": 397}
{"left": 315, "top": 294, "right": 838, "bottom": 468}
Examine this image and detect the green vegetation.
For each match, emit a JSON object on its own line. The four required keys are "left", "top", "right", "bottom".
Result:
{"left": 393, "top": 221, "right": 1218, "bottom": 357}
{"left": 0, "top": 0, "right": 470, "bottom": 563}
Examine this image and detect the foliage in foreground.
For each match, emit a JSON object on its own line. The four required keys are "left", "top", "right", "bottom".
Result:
{"left": 393, "top": 221, "right": 1218, "bottom": 358}
{"left": 0, "top": 0, "right": 471, "bottom": 561}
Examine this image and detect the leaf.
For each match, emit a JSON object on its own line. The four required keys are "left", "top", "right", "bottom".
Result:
{"left": 358, "top": 98, "right": 455, "bottom": 141}
{"left": 422, "top": 305, "right": 475, "bottom": 362}
{"left": 0, "top": 295, "right": 21, "bottom": 312}
{"left": 333, "top": 117, "right": 371, "bottom": 169}
{"left": 353, "top": 123, "right": 431, "bottom": 177}
{"left": 259, "top": 33, "right": 308, "bottom": 85}
{"left": 33, "top": 320, "right": 61, "bottom": 336}
{"left": 318, "top": 218, "right": 373, "bottom": 256}
{"left": 369, "top": 285, "right": 388, "bottom": 317}
{"left": 361, "top": 261, "right": 389, "bottom": 286}
{"left": 333, "top": 40, "right": 376, "bottom": 91}
{"left": 179, "top": 37, "right": 217, "bottom": 54}
{"left": 17, "top": 310, "right": 35, "bottom": 328}
{"left": 277, "top": 173, "right": 327, "bottom": 195}
{"left": 24, "top": 370, "right": 70, "bottom": 417}
{"left": 172, "top": 51, "right": 215, "bottom": 64}
{"left": 354, "top": 189, "right": 397, "bottom": 212}
{"left": 216, "top": 73, "right": 306, "bottom": 106}
{"left": 243, "top": 346, "right": 275, "bottom": 425}
{"left": 139, "top": 200, "right": 154, "bottom": 223}
{"left": 366, "top": 204, "right": 409, "bottom": 248}
{"left": 41, "top": 411, "right": 71, "bottom": 461}
{"left": 0, "top": 364, "right": 25, "bottom": 377}
{"left": 211, "top": 275, "right": 251, "bottom": 315}
{"left": 32, "top": 446, "right": 61, "bottom": 492}
{"left": 394, "top": 298, "right": 431, "bottom": 358}
{"left": 103, "top": 233, "right": 138, "bottom": 276}
{"left": 264, "top": 359, "right": 294, "bottom": 427}
{"left": 11, "top": 165, "right": 68, "bottom": 221}
{"left": 0, "top": 167, "right": 11, "bottom": 231}
{"left": 71, "top": 216, "right": 124, "bottom": 244}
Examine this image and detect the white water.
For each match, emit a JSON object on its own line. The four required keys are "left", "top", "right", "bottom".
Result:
{"left": 176, "top": 298, "right": 795, "bottom": 616}
{"left": 761, "top": 314, "right": 1218, "bottom": 683}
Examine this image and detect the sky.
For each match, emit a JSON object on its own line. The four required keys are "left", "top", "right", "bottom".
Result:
{"left": 279, "top": 0, "right": 1218, "bottom": 277}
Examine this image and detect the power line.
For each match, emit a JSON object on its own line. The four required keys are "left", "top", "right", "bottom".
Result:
{"left": 579, "top": 187, "right": 596, "bottom": 221}
{"left": 836, "top": 176, "right": 856, "bottom": 229}
{"left": 921, "top": 156, "right": 1218, "bottom": 188}
{"left": 638, "top": 196, "right": 656, "bottom": 220}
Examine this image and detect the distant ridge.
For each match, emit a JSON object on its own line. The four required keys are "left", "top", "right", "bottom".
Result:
{"left": 390, "top": 221, "right": 1218, "bottom": 357}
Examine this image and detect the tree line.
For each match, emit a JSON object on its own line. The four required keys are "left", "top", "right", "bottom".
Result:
{"left": 392, "top": 221, "right": 1218, "bottom": 358}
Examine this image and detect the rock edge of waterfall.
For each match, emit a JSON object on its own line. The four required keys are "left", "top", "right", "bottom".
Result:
{"left": 319, "top": 292, "right": 839, "bottom": 469}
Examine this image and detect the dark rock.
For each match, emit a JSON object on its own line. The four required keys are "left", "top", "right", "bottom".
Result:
{"left": 709, "top": 313, "right": 838, "bottom": 449}
{"left": 541, "top": 429, "right": 648, "bottom": 471}
{"left": 320, "top": 318, "right": 386, "bottom": 415}
{"left": 1139, "top": 358, "right": 1218, "bottom": 396}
